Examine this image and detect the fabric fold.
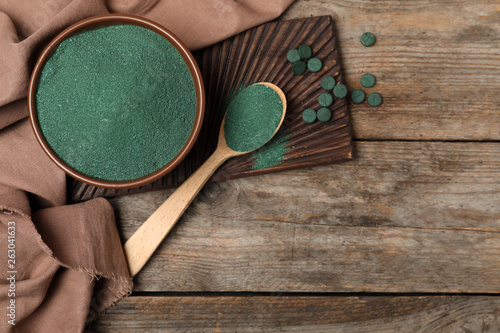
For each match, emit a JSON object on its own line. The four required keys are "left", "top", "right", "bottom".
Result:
{"left": 0, "top": 0, "right": 294, "bottom": 331}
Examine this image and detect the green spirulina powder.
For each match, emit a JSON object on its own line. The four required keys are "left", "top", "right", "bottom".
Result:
{"left": 224, "top": 84, "right": 283, "bottom": 152}
{"left": 252, "top": 133, "right": 291, "bottom": 170}
{"left": 36, "top": 24, "right": 196, "bottom": 181}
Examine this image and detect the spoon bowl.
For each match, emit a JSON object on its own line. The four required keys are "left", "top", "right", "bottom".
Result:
{"left": 124, "top": 82, "right": 286, "bottom": 276}
{"left": 218, "top": 82, "right": 287, "bottom": 154}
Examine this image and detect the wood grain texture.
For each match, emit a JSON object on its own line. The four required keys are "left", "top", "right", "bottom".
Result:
{"left": 88, "top": 1, "right": 500, "bottom": 330}
{"left": 70, "top": 16, "right": 353, "bottom": 202}
{"left": 110, "top": 141, "right": 500, "bottom": 292}
{"left": 282, "top": 0, "right": 500, "bottom": 141}
{"left": 90, "top": 295, "right": 500, "bottom": 332}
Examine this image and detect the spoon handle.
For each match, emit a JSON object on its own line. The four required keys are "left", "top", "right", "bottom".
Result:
{"left": 123, "top": 147, "right": 231, "bottom": 277}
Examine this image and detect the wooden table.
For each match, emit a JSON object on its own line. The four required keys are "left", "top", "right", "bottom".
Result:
{"left": 90, "top": 1, "right": 500, "bottom": 331}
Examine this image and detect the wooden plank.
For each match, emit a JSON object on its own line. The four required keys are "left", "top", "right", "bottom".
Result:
{"left": 129, "top": 222, "right": 500, "bottom": 293}
{"left": 115, "top": 141, "right": 500, "bottom": 232}
{"left": 90, "top": 295, "right": 500, "bottom": 332}
{"left": 282, "top": 0, "right": 500, "bottom": 140}
{"left": 110, "top": 142, "right": 500, "bottom": 292}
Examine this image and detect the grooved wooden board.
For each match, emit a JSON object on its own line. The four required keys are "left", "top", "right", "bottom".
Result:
{"left": 70, "top": 16, "right": 353, "bottom": 202}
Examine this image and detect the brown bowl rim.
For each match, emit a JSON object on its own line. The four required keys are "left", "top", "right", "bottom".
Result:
{"left": 28, "top": 14, "right": 205, "bottom": 189}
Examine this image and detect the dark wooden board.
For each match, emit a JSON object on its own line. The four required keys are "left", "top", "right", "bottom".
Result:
{"left": 90, "top": 295, "right": 500, "bottom": 332}
{"left": 70, "top": 16, "right": 353, "bottom": 202}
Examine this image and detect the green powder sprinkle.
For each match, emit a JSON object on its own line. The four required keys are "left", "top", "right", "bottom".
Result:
{"left": 252, "top": 133, "right": 291, "bottom": 170}
{"left": 36, "top": 24, "right": 196, "bottom": 181}
{"left": 224, "top": 84, "right": 283, "bottom": 153}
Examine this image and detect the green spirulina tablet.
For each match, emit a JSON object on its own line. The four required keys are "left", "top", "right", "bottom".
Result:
{"left": 333, "top": 83, "right": 348, "bottom": 98}
{"left": 287, "top": 49, "right": 301, "bottom": 63}
{"left": 361, "top": 32, "right": 376, "bottom": 47}
{"left": 298, "top": 45, "right": 312, "bottom": 60}
{"left": 351, "top": 89, "right": 366, "bottom": 104}
{"left": 317, "top": 107, "right": 332, "bottom": 122}
{"left": 292, "top": 60, "right": 307, "bottom": 75}
{"left": 361, "top": 73, "right": 376, "bottom": 88}
{"left": 302, "top": 108, "right": 317, "bottom": 123}
{"left": 318, "top": 92, "right": 333, "bottom": 107}
{"left": 307, "top": 57, "right": 322, "bottom": 72}
{"left": 321, "top": 76, "right": 336, "bottom": 90}
{"left": 367, "top": 92, "right": 383, "bottom": 107}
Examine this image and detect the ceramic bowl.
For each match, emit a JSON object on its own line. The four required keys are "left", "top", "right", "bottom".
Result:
{"left": 28, "top": 14, "right": 205, "bottom": 189}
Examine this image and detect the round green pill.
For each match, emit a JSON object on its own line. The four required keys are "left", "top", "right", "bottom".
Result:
{"left": 298, "top": 45, "right": 312, "bottom": 60}
{"left": 361, "top": 32, "right": 376, "bottom": 47}
{"left": 367, "top": 93, "right": 383, "bottom": 107}
{"left": 307, "top": 57, "right": 322, "bottom": 73}
{"left": 292, "top": 60, "right": 307, "bottom": 75}
{"left": 317, "top": 107, "right": 332, "bottom": 122}
{"left": 351, "top": 89, "right": 366, "bottom": 104}
{"left": 302, "top": 108, "right": 317, "bottom": 123}
{"left": 321, "top": 76, "right": 336, "bottom": 90}
{"left": 333, "top": 83, "right": 348, "bottom": 98}
{"left": 318, "top": 92, "right": 333, "bottom": 107}
{"left": 361, "top": 73, "right": 376, "bottom": 88}
{"left": 287, "top": 49, "right": 301, "bottom": 63}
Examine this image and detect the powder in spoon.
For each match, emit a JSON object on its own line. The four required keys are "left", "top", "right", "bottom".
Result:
{"left": 224, "top": 84, "right": 283, "bottom": 153}
{"left": 35, "top": 24, "right": 197, "bottom": 182}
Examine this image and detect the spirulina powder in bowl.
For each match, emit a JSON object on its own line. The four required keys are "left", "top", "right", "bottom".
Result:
{"left": 35, "top": 24, "right": 197, "bottom": 182}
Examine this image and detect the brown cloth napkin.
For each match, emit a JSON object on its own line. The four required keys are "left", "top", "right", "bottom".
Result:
{"left": 0, "top": 0, "right": 294, "bottom": 331}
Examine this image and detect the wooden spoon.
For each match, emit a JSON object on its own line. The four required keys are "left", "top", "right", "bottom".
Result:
{"left": 123, "top": 82, "right": 287, "bottom": 277}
